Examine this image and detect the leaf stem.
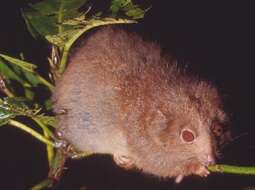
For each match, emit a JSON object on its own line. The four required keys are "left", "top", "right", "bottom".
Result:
{"left": 0, "top": 74, "right": 15, "bottom": 97}
{"left": 36, "top": 74, "right": 54, "bottom": 92}
{"left": 2, "top": 86, "right": 15, "bottom": 97}
{"left": 30, "top": 179, "right": 53, "bottom": 190}
{"left": 71, "top": 151, "right": 93, "bottom": 159}
{"left": 33, "top": 118, "right": 55, "bottom": 166}
{"left": 8, "top": 119, "right": 55, "bottom": 147}
{"left": 44, "top": 129, "right": 54, "bottom": 168}
{"left": 33, "top": 117, "right": 55, "bottom": 138}
{"left": 208, "top": 164, "right": 255, "bottom": 175}
{"left": 58, "top": 48, "right": 69, "bottom": 75}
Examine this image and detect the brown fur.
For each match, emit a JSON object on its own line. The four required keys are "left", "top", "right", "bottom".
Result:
{"left": 53, "top": 27, "right": 227, "bottom": 179}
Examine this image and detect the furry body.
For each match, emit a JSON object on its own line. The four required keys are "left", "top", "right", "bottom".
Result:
{"left": 53, "top": 27, "right": 226, "bottom": 180}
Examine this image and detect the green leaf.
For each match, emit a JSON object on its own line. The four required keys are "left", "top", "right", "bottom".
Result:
{"left": 24, "top": 88, "right": 35, "bottom": 100}
{"left": 0, "top": 59, "right": 30, "bottom": 86}
{"left": 47, "top": 17, "right": 136, "bottom": 47}
{"left": 22, "top": 0, "right": 146, "bottom": 75}
{"left": 22, "top": 8, "right": 58, "bottom": 37}
{"left": 0, "top": 55, "right": 54, "bottom": 92}
{"left": 0, "top": 102, "right": 15, "bottom": 126}
{"left": 0, "top": 97, "right": 41, "bottom": 126}
{"left": 21, "top": 11, "right": 40, "bottom": 39}
{"left": 35, "top": 115, "right": 58, "bottom": 128}
{"left": 0, "top": 54, "right": 37, "bottom": 72}
{"left": 22, "top": 0, "right": 144, "bottom": 47}
{"left": 22, "top": 0, "right": 88, "bottom": 39}
{"left": 124, "top": 6, "right": 146, "bottom": 19}
{"left": 31, "top": 0, "right": 87, "bottom": 20}
{"left": 23, "top": 71, "right": 42, "bottom": 86}
{"left": 110, "top": 0, "right": 130, "bottom": 14}
{"left": 110, "top": 0, "right": 147, "bottom": 19}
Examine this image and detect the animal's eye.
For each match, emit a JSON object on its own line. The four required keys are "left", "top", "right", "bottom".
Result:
{"left": 180, "top": 128, "right": 195, "bottom": 143}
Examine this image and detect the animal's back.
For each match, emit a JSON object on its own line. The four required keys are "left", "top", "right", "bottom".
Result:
{"left": 52, "top": 27, "right": 165, "bottom": 155}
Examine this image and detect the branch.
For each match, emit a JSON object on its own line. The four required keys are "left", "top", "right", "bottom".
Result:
{"left": 208, "top": 164, "right": 255, "bottom": 175}
{"left": 71, "top": 151, "right": 93, "bottom": 159}
{"left": 36, "top": 74, "right": 54, "bottom": 92}
{"left": 33, "top": 118, "right": 55, "bottom": 167}
{"left": 30, "top": 179, "right": 53, "bottom": 190}
{"left": 8, "top": 119, "right": 55, "bottom": 147}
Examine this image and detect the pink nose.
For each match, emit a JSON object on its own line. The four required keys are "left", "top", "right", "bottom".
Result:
{"left": 207, "top": 154, "right": 215, "bottom": 165}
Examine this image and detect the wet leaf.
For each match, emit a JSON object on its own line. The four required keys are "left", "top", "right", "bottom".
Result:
{"left": 110, "top": 0, "right": 147, "bottom": 19}
{"left": 0, "top": 59, "right": 30, "bottom": 86}
{"left": 0, "top": 56, "right": 53, "bottom": 95}
{"left": 35, "top": 115, "right": 58, "bottom": 128}
{"left": 0, "top": 97, "right": 41, "bottom": 126}
{"left": 22, "top": 0, "right": 88, "bottom": 39}
{"left": 0, "top": 54, "right": 37, "bottom": 73}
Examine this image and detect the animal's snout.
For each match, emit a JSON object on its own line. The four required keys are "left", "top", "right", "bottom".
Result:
{"left": 200, "top": 153, "right": 215, "bottom": 166}
{"left": 207, "top": 154, "right": 215, "bottom": 165}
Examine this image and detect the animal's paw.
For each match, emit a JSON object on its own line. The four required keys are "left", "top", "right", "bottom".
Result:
{"left": 185, "top": 161, "right": 210, "bottom": 177}
{"left": 194, "top": 165, "right": 210, "bottom": 177}
{"left": 175, "top": 164, "right": 210, "bottom": 184}
{"left": 113, "top": 154, "right": 135, "bottom": 169}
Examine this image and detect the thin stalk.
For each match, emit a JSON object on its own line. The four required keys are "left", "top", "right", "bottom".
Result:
{"left": 8, "top": 119, "right": 54, "bottom": 147}
{"left": 36, "top": 74, "right": 54, "bottom": 92}
{"left": 30, "top": 179, "right": 53, "bottom": 190}
{"left": 71, "top": 151, "right": 93, "bottom": 159}
{"left": 0, "top": 75, "right": 15, "bottom": 97}
{"left": 2, "top": 87, "right": 14, "bottom": 97}
{"left": 208, "top": 164, "right": 255, "bottom": 175}
{"left": 33, "top": 117, "right": 55, "bottom": 138}
{"left": 44, "top": 130, "right": 54, "bottom": 168}
{"left": 33, "top": 118, "right": 55, "bottom": 167}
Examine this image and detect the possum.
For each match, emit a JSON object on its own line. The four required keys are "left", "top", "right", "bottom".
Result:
{"left": 52, "top": 26, "right": 227, "bottom": 183}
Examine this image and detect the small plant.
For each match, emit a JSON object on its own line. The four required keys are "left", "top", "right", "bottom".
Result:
{"left": 0, "top": 0, "right": 146, "bottom": 189}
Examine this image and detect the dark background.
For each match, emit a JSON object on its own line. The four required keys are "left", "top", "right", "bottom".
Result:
{"left": 0, "top": 1, "right": 255, "bottom": 190}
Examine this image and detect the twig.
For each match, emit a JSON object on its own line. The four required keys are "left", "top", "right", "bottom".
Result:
{"left": 71, "top": 151, "right": 93, "bottom": 159}
{"left": 8, "top": 119, "right": 55, "bottom": 147}
{"left": 33, "top": 118, "right": 55, "bottom": 167}
{"left": 208, "top": 164, "right": 255, "bottom": 175}
{"left": 0, "top": 74, "right": 15, "bottom": 97}
{"left": 36, "top": 74, "right": 54, "bottom": 92}
{"left": 33, "top": 117, "right": 55, "bottom": 138}
{"left": 2, "top": 87, "right": 15, "bottom": 97}
{"left": 30, "top": 179, "right": 53, "bottom": 190}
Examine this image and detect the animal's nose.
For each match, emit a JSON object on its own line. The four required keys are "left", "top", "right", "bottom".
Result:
{"left": 206, "top": 154, "right": 215, "bottom": 165}
{"left": 200, "top": 153, "right": 215, "bottom": 166}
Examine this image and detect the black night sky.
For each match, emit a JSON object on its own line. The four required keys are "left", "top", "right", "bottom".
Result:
{"left": 0, "top": 1, "right": 255, "bottom": 190}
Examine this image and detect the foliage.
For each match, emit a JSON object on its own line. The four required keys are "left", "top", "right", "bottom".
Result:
{"left": 0, "top": 54, "right": 54, "bottom": 102}
{"left": 0, "top": 97, "right": 41, "bottom": 125}
{"left": 110, "top": 0, "right": 147, "bottom": 19}
{"left": 22, "top": 0, "right": 147, "bottom": 76}
{"left": 0, "top": 0, "right": 147, "bottom": 189}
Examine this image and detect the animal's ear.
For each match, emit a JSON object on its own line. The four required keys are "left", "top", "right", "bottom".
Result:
{"left": 211, "top": 122, "right": 223, "bottom": 137}
{"left": 211, "top": 121, "right": 232, "bottom": 145}
{"left": 113, "top": 154, "right": 135, "bottom": 169}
